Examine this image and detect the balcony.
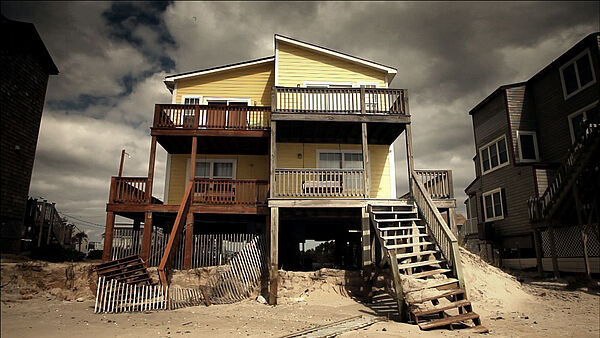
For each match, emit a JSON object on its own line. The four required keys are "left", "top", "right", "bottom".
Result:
{"left": 273, "top": 169, "right": 365, "bottom": 198}
{"left": 192, "top": 179, "right": 269, "bottom": 205}
{"left": 414, "top": 169, "right": 454, "bottom": 199}
{"left": 109, "top": 177, "right": 162, "bottom": 204}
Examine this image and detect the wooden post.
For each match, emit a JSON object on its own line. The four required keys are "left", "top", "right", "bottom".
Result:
{"left": 447, "top": 170, "right": 454, "bottom": 198}
{"left": 46, "top": 203, "right": 56, "bottom": 245}
{"left": 183, "top": 212, "right": 194, "bottom": 270}
{"left": 389, "top": 252, "right": 407, "bottom": 321}
{"left": 361, "top": 207, "right": 373, "bottom": 301}
{"left": 404, "top": 92, "right": 414, "bottom": 194}
{"left": 269, "top": 207, "right": 279, "bottom": 305}
{"left": 141, "top": 212, "right": 152, "bottom": 264}
{"left": 573, "top": 187, "right": 591, "bottom": 278}
{"left": 448, "top": 208, "right": 458, "bottom": 236}
{"left": 270, "top": 121, "right": 277, "bottom": 198}
{"left": 361, "top": 123, "right": 370, "bottom": 198}
{"left": 37, "top": 201, "right": 47, "bottom": 248}
{"left": 360, "top": 86, "right": 366, "bottom": 114}
{"left": 189, "top": 137, "right": 198, "bottom": 181}
{"left": 146, "top": 136, "right": 157, "bottom": 203}
{"left": 102, "top": 211, "right": 116, "bottom": 262}
{"left": 118, "top": 149, "right": 126, "bottom": 177}
{"left": 548, "top": 224, "right": 560, "bottom": 278}
{"left": 533, "top": 229, "right": 544, "bottom": 276}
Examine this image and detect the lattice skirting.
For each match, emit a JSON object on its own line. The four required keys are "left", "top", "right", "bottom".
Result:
{"left": 541, "top": 225, "right": 600, "bottom": 258}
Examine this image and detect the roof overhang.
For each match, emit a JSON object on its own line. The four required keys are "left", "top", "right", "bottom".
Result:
{"left": 275, "top": 34, "right": 397, "bottom": 83}
{"left": 164, "top": 56, "right": 275, "bottom": 91}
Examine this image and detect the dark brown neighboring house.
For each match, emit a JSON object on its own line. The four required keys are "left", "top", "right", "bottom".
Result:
{"left": 0, "top": 15, "right": 59, "bottom": 253}
{"left": 465, "top": 32, "right": 599, "bottom": 274}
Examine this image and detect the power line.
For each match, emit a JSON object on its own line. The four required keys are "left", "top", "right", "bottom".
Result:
{"left": 58, "top": 212, "right": 104, "bottom": 228}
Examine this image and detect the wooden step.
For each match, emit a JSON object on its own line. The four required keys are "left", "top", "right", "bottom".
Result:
{"left": 418, "top": 312, "right": 480, "bottom": 330}
{"left": 411, "top": 299, "right": 471, "bottom": 318}
{"left": 374, "top": 218, "right": 420, "bottom": 222}
{"left": 396, "top": 250, "right": 438, "bottom": 259}
{"left": 378, "top": 226, "right": 425, "bottom": 231}
{"left": 410, "top": 268, "right": 452, "bottom": 278}
{"left": 405, "top": 278, "right": 458, "bottom": 293}
{"left": 408, "top": 288, "right": 464, "bottom": 305}
{"left": 383, "top": 233, "right": 428, "bottom": 240}
{"left": 386, "top": 241, "right": 433, "bottom": 250}
{"left": 398, "top": 259, "right": 445, "bottom": 270}
{"left": 371, "top": 210, "right": 417, "bottom": 215}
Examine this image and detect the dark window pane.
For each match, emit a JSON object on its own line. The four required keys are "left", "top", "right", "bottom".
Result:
{"left": 228, "top": 102, "right": 248, "bottom": 106}
{"left": 493, "top": 192, "right": 502, "bottom": 217}
{"left": 195, "top": 162, "right": 210, "bottom": 177}
{"left": 489, "top": 144, "right": 499, "bottom": 168}
{"left": 498, "top": 139, "right": 508, "bottom": 164}
{"left": 586, "top": 107, "right": 598, "bottom": 123}
{"left": 485, "top": 194, "right": 493, "bottom": 219}
{"left": 520, "top": 134, "right": 537, "bottom": 160}
{"left": 562, "top": 63, "right": 578, "bottom": 95}
{"left": 576, "top": 54, "right": 593, "bottom": 86}
{"left": 571, "top": 113, "right": 585, "bottom": 140}
{"left": 482, "top": 148, "right": 490, "bottom": 171}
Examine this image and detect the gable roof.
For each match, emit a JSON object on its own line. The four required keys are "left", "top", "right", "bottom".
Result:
{"left": 468, "top": 82, "right": 526, "bottom": 115}
{"left": 275, "top": 34, "right": 397, "bottom": 82}
{"left": 164, "top": 56, "right": 274, "bottom": 91}
{"left": 1, "top": 15, "right": 59, "bottom": 75}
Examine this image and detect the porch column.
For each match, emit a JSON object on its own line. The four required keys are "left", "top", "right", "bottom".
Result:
{"left": 141, "top": 211, "right": 153, "bottom": 264}
{"left": 183, "top": 212, "right": 194, "bottom": 269}
{"left": 361, "top": 207, "right": 372, "bottom": 267}
{"left": 533, "top": 229, "right": 544, "bottom": 276}
{"left": 102, "top": 211, "right": 115, "bottom": 262}
{"left": 269, "top": 207, "right": 279, "bottom": 305}
{"left": 270, "top": 121, "right": 277, "bottom": 198}
{"left": 146, "top": 136, "right": 157, "bottom": 203}
{"left": 189, "top": 137, "right": 197, "bottom": 181}
{"left": 361, "top": 123, "right": 370, "bottom": 198}
{"left": 549, "top": 224, "right": 560, "bottom": 278}
{"left": 404, "top": 93, "right": 414, "bottom": 194}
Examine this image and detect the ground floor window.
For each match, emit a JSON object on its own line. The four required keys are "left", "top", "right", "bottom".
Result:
{"left": 482, "top": 187, "right": 505, "bottom": 222}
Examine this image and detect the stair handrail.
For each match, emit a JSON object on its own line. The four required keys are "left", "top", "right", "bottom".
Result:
{"left": 528, "top": 115, "right": 599, "bottom": 221}
{"left": 158, "top": 181, "right": 194, "bottom": 286}
{"left": 411, "top": 170, "right": 465, "bottom": 290}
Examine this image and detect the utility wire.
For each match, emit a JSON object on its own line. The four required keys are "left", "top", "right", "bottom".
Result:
{"left": 58, "top": 212, "right": 104, "bottom": 228}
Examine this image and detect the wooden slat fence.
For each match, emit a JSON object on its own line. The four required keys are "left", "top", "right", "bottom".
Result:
{"left": 94, "top": 276, "right": 168, "bottom": 313}
{"left": 273, "top": 168, "right": 365, "bottom": 198}
{"left": 273, "top": 86, "right": 406, "bottom": 115}
{"left": 154, "top": 104, "right": 271, "bottom": 130}
{"left": 34, "top": 200, "right": 73, "bottom": 248}
{"left": 111, "top": 229, "right": 258, "bottom": 269}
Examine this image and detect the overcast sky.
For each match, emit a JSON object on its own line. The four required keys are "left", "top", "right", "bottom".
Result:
{"left": 2, "top": 1, "right": 598, "bottom": 241}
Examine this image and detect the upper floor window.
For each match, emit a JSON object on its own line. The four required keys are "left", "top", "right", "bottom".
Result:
{"left": 317, "top": 150, "right": 363, "bottom": 169}
{"left": 182, "top": 96, "right": 201, "bottom": 105}
{"left": 517, "top": 131, "right": 539, "bottom": 162}
{"left": 560, "top": 49, "right": 596, "bottom": 100}
{"left": 568, "top": 102, "right": 598, "bottom": 143}
{"left": 482, "top": 188, "right": 505, "bottom": 222}
{"left": 479, "top": 135, "right": 509, "bottom": 175}
{"left": 194, "top": 159, "right": 235, "bottom": 179}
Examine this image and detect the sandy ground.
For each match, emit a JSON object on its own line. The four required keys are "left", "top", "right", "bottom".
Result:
{"left": 1, "top": 251, "right": 599, "bottom": 337}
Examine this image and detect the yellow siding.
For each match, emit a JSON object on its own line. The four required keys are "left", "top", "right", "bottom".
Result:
{"left": 276, "top": 143, "right": 391, "bottom": 198}
{"left": 167, "top": 154, "right": 269, "bottom": 204}
{"left": 277, "top": 42, "right": 387, "bottom": 87}
{"left": 175, "top": 62, "right": 275, "bottom": 105}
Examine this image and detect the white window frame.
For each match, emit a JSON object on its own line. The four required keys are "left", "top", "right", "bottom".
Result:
{"left": 202, "top": 97, "right": 251, "bottom": 105}
{"left": 316, "top": 149, "right": 364, "bottom": 169}
{"left": 181, "top": 95, "right": 202, "bottom": 105}
{"left": 568, "top": 101, "right": 598, "bottom": 143}
{"left": 478, "top": 135, "right": 510, "bottom": 175}
{"left": 516, "top": 130, "right": 540, "bottom": 162}
{"left": 559, "top": 49, "right": 596, "bottom": 100}
{"left": 482, "top": 188, "right": 504, "bottom": 222}
{"left": 302, "top": 81, "right": 354, "bottom": 88}
{"left": 186, "top": 158, "right": 237, "bottom": 180}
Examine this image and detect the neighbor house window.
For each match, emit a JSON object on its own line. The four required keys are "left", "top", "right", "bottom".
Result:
{"left": 560, "top": 49, "right": 596, "bottom": 99}
{"left": 182, "top": 96, "right": 201, "bottom": 105}
{"left": 568, "top": 102, "right": 598, "bottom": 143}
{"left": 193, "top": 159, "right": 235, "bottom": 179}
{"left": 517, "top": 131, "right": 539, "bottom": 162}
{"left": 479, "top": 135, "right": 509, "bottom": 175}
{"left": 482, "top": 188, "right": 504, "bottom": 222}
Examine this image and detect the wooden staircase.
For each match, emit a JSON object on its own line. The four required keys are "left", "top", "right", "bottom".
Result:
{"left": 368, "top": 172, "right": 486, "bottom": 331}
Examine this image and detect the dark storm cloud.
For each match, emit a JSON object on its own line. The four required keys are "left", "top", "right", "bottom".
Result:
{"left": 0, "top": 1, "right": 597, "bottom": 239}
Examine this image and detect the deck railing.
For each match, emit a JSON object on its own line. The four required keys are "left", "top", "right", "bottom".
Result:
{"left": 109, "top": 177, "right": 162, "bottom": 204}
{"left": 273, "top": 168, "right": 365, "bottom": 198}
{"left": 272, "top": 86, "right": 407, "bottom": 115}
{"left": 192, "top": 179, "right": 269, "bottom": 205}
{"left": 411, "top": 170, "right": 465, "bottom": 289}
{"left": 154, "top": 104, "right": 271, "bottom": 130}
{"left": 414, "top": 169, "right": 454, "bottom": 199}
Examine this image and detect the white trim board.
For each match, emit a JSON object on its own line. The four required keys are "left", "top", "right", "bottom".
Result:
{"left": 165, "top": 57, "right": 275, "bottom": 82}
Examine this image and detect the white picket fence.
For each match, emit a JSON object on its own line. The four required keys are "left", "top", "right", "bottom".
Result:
{"left": 94, "top": 276, "right": 168, "bottom": 313}
{"left": 111, "top": 228, "right": 256, "bottom": 269}
{"left": 96, "top": 234, "right": 267, "bottom": 313}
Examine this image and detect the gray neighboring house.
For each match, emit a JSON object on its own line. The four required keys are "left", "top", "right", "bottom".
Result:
{"left": 465, "top": 32, "right": 599, "bottom": 274}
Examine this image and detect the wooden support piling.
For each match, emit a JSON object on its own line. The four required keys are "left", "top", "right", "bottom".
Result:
{"left": 102, "top": 212, "right": 116, "bottom": 262}
{"left": 269, "top": 207, "right": 279, "bottom": 305}
{"left": 183, "top": 212, "right": 194, "bottom": 270}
